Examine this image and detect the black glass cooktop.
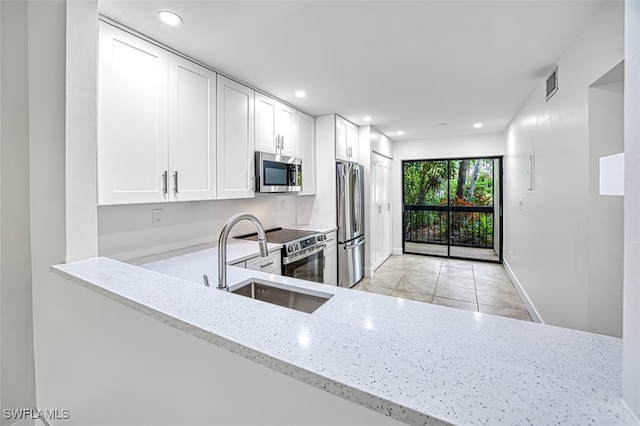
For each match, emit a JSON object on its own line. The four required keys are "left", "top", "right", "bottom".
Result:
{"left": 239, "top": 228, "right": 318, "bottom": 244}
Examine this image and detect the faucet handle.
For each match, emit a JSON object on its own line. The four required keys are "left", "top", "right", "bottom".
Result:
{"left": 258, "top": 238, "right": 268, "bottom": 257}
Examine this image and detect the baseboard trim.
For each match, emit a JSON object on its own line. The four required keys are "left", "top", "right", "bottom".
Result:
{"left": 503, "top": 259, "right": 544, "bottom": 324}
{"left": 364, "top": 267, "right": 374, "bottom": 278}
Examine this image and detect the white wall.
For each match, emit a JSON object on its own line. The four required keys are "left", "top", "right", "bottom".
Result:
{"left": 504, "top": 1, "right": 624, "bottom": 332}
{"left": 0, "top": 1, "right": 37, "bottom": 423}
{"left": 99, "top": 194, "right": 299, "bottom": 261}
{"left": 623, "top": 0, "right": 640, "bottom": 419}
{"left": 391, "top": 132, "right": 506, "bottom": 252}
{"left": 66, "top": 0, "right": 98, "bottom": 262}
{"left": 587, "top": 77, "right": 623, "bottom": 337}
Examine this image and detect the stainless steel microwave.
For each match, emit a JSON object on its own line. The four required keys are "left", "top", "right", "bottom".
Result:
{"left": 255, "top": 152, "right": 302, "bottom": 193}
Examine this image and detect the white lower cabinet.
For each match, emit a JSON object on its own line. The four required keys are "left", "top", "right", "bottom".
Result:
{"left": 323, "top": 231, "right": 338, "bottom": 285}
{"left": 245, "top": 251, "right": 281, "bottom": 274}
{"left": 234, "top": 251, "right": 281, "bottom": 275}
{"left": 216, "top": 75, "right": 255, "bottom": 199}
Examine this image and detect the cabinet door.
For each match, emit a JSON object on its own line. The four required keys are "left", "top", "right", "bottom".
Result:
{"left": 323, "top": 243, "right": 338, "bottom": 285}
{"left": 216, "top": 76, "right": 255, "bottom": 199}
{"left": 277, "top": 103, "right": 296, "bottom": 157}
{"left": 255, "top": 92, "right": 277, "bottom": 154}
{"left": 346, "top": 121, "right": 359, "bottom": 163}
{"left": 296, "top": 111, "right": 316, "bottom": 196}
{"left": 168, "top": 55, "right": 217, "bottom": 202}
{"left": 335, "top": 116, "right": 349, "bottom": 161}
{"left": 98, "top": 22, "right": 168, "bottom": 205}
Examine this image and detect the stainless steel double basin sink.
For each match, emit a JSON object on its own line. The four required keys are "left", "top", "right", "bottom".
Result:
{"left": 229, "top": 278, "right": 333, "bottom": 314}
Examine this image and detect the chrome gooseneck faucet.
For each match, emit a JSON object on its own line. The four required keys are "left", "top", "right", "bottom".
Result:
{"left": 218, "top": 213, "right": 268, "bottom": 291}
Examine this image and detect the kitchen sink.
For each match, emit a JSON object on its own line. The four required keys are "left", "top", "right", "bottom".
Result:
{"left": 229, "top": 278, "right": 333, "bottom": 314}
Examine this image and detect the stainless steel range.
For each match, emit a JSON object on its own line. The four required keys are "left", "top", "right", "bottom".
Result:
{"left": 241, "top": 228, "right": 327, "bottom": 283}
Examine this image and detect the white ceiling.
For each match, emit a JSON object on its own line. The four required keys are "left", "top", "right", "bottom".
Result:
{"left": 98, "top": 0, "right": 605, "bottom": 141}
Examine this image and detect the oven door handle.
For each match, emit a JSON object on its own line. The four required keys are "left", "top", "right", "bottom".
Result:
{"left": 282, "top": 244, "right": 326, "bottom": 265}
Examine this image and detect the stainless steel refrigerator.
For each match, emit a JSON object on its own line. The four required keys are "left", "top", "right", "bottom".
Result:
{"left": 336, "top": 161, "right": 365, "bottom": 287}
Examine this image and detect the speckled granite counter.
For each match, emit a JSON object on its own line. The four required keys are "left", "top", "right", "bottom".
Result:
{"left": 284, "top": 223, "right": 338, "bottom": 233}
{"left": 51, "top": 256, "right": 636, "bottom": 425}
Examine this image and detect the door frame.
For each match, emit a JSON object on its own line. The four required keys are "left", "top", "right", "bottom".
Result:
{"left": 401, "top": 155, "right": 504, "bottom": 264}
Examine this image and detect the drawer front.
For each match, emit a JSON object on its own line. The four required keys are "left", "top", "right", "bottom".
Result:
{"left": 324, "top": 230, "right": 338, "bottom": 247}
{"left": 245, "top": 251, "right": 281, "bottom": 274}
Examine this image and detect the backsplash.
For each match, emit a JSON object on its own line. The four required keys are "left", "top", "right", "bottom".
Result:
{"left": 98, "top": 194, "right": 299, "bottom": 261}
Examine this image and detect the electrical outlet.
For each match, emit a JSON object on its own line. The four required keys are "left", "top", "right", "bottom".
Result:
{"left": 153, "top": 209, "right": 163, "bottom": 224}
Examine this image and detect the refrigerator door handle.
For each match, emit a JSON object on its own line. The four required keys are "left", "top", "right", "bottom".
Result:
{"left": 344, "top": 238, "right": 366, "bottom": 250}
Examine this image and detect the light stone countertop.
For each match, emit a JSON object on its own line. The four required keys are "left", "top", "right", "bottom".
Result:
{"left": 51, "top": 253, "right": 636, "bottom": 426}
{"left": 284, "top": 223, "right": 338, "bottom": 233}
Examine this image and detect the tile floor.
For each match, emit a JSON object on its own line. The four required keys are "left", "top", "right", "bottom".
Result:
{"left": 353, "top": 254, "right": 533, "bottom": 322}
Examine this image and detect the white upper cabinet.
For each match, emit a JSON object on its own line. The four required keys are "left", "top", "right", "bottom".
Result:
{"left": 255, "top": 93, "right": 296, "bottom": 157}
{"left": 98, "top": 22, "right": 217, "bottom": 205}
{"left": 168, "top": 55, "right": 217, "bottom": 202}
{"left": 296, "top": 111, "right": 316, "bottom": 195}
{"left": 216, "top": 75, "right": 255, "bottom": 199}
{"left": 335, "top": 115, "right": 359, "bottom": 162}
{"left": 98, "top": 21, "right": 169, "bottom": 205}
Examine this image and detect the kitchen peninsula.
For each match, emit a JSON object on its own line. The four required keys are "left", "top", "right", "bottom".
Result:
{"left": 52, "top": 250, "right": 635, "bottom": 426}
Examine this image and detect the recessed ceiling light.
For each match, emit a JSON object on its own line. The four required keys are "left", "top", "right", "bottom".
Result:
{"left": 294, "top": 90, "right": 306, "bottom": 98}
{"left": 397, "top": 131, "right": 404, "bottom": 136}
{"left": 158, "top": 10, "right": 182, "bottom": 26}
{"left": 473, "top": 122, "right": 483, "bottom": 129}
{"left": 363, "top": 116, "right": 372, "bottom": 122}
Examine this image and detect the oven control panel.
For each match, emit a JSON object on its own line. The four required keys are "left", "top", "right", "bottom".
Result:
{"left": 283, "top": 233, "right": 324, "bottom": 257}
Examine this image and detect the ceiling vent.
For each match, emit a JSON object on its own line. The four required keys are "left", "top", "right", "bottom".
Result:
{"left": 546, "top": 66, "right": 558, "bottom": 101}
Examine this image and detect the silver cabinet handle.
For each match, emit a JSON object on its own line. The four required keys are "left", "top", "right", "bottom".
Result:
{"left": 173, "top": 171, "right": 178, "bottom": 194}
{"left": 162, "top": 171, "right": 168, "bottom": 195}
{"left": 387, "top": 203, "right": 390, "bottom": 211}
{"left": 251, "top": 176, "right": 255, "bottom": 191}
{"left": 260, "top": 261, "right": 274, "bottom": 268}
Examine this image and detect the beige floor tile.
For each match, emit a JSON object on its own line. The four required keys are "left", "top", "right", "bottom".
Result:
{"left": 478, "top": 304, "right": 532, "bottom": 322}
{"left": 396, "top": 277, "right": 437, "bottom": 295}
{"left": 440, "top": 259, "right": 474, "bottom": 270}
{"left": 436, "top": 274, "right": 475, "bottom": 289}
{"left": 431, "top": 297, "right": 478, "bottom": 312}
{"left": 402, "top": 270, "right": 439, "bottom": 285}
{"left": 471, "top": 262, "right": 505, "bottom": 273}
{"left": 434, "top": 283, "right": 477, "bottom": 303}
{"left": 474, "top": 278, "right": 517, "bottom": 295}
{"left": 390, "top": 289, "right": 433, "bottom": 303}
{"left": 440, "top": 266, "right": 475, "bottom": 279}
{"left": 355, "top": 284, "right": 395, "bottom": 296}
{"left": 410, "top": 263, "right": 442, "bottom": 275}
{"left": 473, "top": 268, "right": 510, "bottom": 283}
{"left": 476, "top": 289, "right": 526, "bottom": 310}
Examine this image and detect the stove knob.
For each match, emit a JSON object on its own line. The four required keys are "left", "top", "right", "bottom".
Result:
{"left": 287, "top": 245, "right": 294, "bottom": 253}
